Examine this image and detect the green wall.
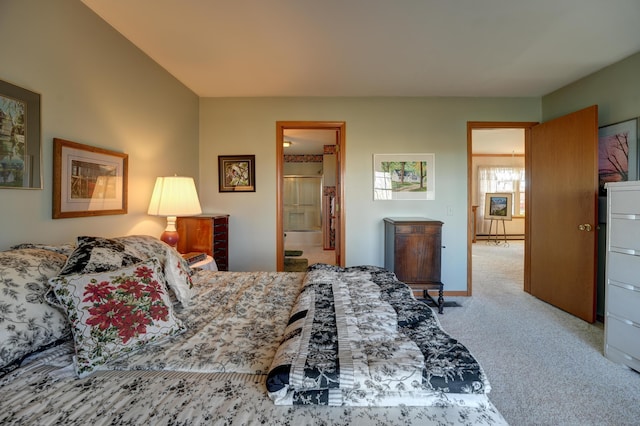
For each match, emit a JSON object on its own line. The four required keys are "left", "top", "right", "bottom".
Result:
{"left": 543, "top": 52, "right": 640, "bottom": 126}
{"left": 200, "top": 97, "right": 540, "bottom": 291}
{"left": 0, "top": 0, "right": 199, "bottom": 249}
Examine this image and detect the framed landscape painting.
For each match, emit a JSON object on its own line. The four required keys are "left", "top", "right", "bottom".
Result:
{"left": 484, "top": 192, "right": 512, "bottom": 221}
{"left": 373, "top": 153, "right": 435, "bottom": 200}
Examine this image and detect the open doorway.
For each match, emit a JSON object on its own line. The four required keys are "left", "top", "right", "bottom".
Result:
{"left": 467, "top": 122, "right": 534, "bottom": 295}
{"left": 472, "top": 129, "right": 525, "bottom": 242}
{"left": 276, "top": 121, "right": 346, "bottom": 272}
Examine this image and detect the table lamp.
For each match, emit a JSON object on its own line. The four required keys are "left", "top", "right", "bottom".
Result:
{"left": 147, "top": 176, "right": 202, "bottom": 247}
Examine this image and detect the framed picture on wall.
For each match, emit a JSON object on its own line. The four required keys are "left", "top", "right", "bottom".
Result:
{"left": 598, "top": 118, "right": 638, "bottom": 196}
{"left": 484, "top": 192, "right": 512, "bottom": 220}
{"left": 0, "top": 79, "right": 42, "bottom": 189}
{"left": 373, "top": 153, "right": 435, "bottom": 200}
{"left": 53, "top": 138, "right": 128, "bottom": 218}
{"left": 218, "top": 155, "right": 256, "bottom": 192}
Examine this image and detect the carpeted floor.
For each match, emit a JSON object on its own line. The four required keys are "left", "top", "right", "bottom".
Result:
{"left": 419, "top": 298, "right": 461, "bottom": 308}
{"left": 437, "top": 240, "right": 640, "bottom": 426}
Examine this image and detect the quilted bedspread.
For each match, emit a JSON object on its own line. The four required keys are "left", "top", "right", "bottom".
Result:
{"left": 1, "top": 268, "right": 507, "bottom": 425}
{"left": 266, "top": 264, "right": 491, "bottom": 406}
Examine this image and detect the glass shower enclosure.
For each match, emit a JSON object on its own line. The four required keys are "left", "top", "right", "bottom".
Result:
{"left": 283, "top": 175, "right": 322, "bottom": 246}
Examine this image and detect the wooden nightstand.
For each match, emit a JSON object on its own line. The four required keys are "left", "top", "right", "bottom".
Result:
{"left": 383, "top": 217, "right": 444, "bottom": 313}
{"left": 177, "top": 214, "right": 229, "bottom": 271}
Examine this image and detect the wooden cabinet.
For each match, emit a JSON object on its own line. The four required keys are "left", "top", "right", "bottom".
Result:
{"left": 177, "top": 214, "right": 229, "bottom": 271}
{"left": 384, "top": 217, "right": 444, "bottom": 313}
{"left": 604, "top": 182, "right": 640, "bottom": 372}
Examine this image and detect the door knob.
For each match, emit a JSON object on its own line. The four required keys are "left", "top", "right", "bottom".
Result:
{"left": 578, "top": 224, "right": 592, "bottom": 232}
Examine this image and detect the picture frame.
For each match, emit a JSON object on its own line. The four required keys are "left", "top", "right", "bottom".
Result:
{"left": 373, "top": 153, "right": 435, "bottom": 200}
{"left": 0, "top": 79, "right": 42, "bottom": 189}
{"left": 598, "top": 118, "right": 638, "bottom": 196}
{"left": 53, "top": 138, "right": 128, "bottom": 219}
{"left": 218, "top": 155, "right": 256, "bottom": 192}
{"left": 484, "top": 192, "right": 512, "bottom": 221}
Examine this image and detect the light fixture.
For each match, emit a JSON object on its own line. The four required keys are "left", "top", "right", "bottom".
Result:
{"left": 283, "top": 141, "right": 291, "bottom": 148}
{"left": 147, "top": 176, "right": 202, "bottom": 248}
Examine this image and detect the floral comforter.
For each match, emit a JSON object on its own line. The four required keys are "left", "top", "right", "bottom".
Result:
{"left": 104, "top": 271, "right": 305, "bottom": 375}
{"left": 267, "top": 264, "right": 490, "bottom": 406}
{"left": 0, "top": 268, "right": 507, "bottom": 425}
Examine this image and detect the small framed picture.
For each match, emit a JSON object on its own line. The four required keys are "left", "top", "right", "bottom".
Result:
{"left": 53, "top": 138, "right": 128, "bottom": 218}
{"left": 484, "top": 192, "right": 512, "bottom": 220}
{"left": 218, "top": 155, "right": 255, "bottom": 192}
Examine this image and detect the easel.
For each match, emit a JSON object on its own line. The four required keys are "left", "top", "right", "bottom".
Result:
{"left": 487, "top": 219, "right": 509, "bottom": 247}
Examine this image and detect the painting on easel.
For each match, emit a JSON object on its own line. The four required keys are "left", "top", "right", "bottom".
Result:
{"left": 484, "top": 192, "right": 512, "bottom": 221}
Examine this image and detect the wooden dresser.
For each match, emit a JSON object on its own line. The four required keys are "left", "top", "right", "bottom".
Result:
{"left": 177, "top": 214, "right": 229, "bottom": 271}
{"left": 383, "top": 217, "right": 444, "bottom": 313}
{"left": 604, "top": 182, "right": 640, "bottom": 372}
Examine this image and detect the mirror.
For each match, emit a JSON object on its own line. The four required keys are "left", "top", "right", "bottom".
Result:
{"left": 0, "top": 79, "right": 42, "bottom": 189}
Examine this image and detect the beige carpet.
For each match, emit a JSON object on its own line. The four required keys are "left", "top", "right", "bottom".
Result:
{"left": 438, "top": 240, "right": 640, "bottom": 426}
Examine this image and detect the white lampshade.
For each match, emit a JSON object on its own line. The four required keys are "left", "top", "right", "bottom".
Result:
{"left": 147, "top": 176, "right": 202, "bottom": 217}
{"left": 148, "top": 176, "right": 202, "bottom": 248}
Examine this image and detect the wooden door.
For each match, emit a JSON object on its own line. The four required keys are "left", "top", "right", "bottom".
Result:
{"left": 334, "top": 127, "right": 343, "bottom": 266}
{"left": 529, "top": 105, "right": 598, "bottom": 323}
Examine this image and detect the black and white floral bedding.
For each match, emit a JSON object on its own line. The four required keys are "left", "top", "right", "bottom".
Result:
{"left": 266, "top": 264, "right": 490, "bottom": 407}
{"left": 1, "top": 348, "right": 506, "bottom": 426}
{"left": 0, "top": 248, "right": 71, "bottom": 375}
{"left": 0, "top": 239, "right": 507, "bottom": 425}
{"left": 102, "top": 271, "right": 307, "bottom": 375}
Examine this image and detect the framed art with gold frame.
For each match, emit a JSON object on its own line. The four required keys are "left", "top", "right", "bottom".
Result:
{"left": 53, "top": 138, "right": 128, "bottom": 218}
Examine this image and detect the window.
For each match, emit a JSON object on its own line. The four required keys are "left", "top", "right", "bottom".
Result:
{"left": 478, "top": 166, "right": 525, "bottom": 218}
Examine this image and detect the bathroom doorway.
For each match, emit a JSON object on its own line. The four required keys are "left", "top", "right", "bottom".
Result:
{"left": 276, "top": 122, "right": 346, "bottom": 271}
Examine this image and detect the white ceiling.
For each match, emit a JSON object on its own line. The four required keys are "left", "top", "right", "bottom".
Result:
{"left": 472, "top": 128, "right": 524, "bottom": 155}
{"left": 283, "top": 129, "right": 337, "bottom": 155}
{"left": 81, "top": 0, "right": 640, "bottom": 98}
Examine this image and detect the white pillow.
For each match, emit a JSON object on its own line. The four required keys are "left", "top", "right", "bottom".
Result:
{"left": 113, "top": 235, "right": 195, "bottom": 305}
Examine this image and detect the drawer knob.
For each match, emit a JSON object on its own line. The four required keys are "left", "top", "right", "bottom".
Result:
{"left": 578, "top": 223, "right": 592, "bottom": 232}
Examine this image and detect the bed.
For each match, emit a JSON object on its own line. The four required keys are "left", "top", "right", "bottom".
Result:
{"left": 0, "top": 235, "right": 507, "bottom": 425}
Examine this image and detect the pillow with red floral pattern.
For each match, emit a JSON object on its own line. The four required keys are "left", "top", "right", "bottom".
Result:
{"left": 49, "top": 257, "right": 185, "bottom": 378}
